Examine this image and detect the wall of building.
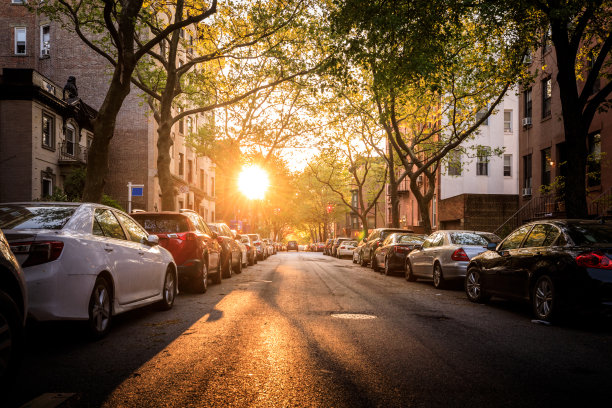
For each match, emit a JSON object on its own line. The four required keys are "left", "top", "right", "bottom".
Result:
{"left": 0, "top": 99, "right": 33, "bottom": 201}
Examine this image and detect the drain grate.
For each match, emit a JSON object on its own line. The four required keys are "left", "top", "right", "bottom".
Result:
{"left": 331, "top": 313, "right": 377, "bottom": 320}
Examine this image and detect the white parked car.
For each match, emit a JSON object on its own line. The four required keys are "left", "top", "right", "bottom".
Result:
{"left": 337, "top": 240, "right": 357, "bottom": 258}
{"left": 0, "top": 202, "right": 178, "bottom": 338}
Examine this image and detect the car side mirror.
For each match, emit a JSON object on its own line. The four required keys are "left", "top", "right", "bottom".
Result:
{"left": 146, "top": 234, "right": 159, "bottom": 246}
{"left": 414, "top": 244, "right": 422, "bottom": 250}
{"left": 210, "top": 231, "right": 218, "bottom": 239}
{"left": 362, "top": 238, "right": 367, "bottom": 243}
{"left": 487, "top": 242, "right": 498, "bottom": 251}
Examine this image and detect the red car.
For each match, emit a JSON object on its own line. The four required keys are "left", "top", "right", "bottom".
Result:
{"left": 132, "top": 210, "right": 222, "bottom": 292}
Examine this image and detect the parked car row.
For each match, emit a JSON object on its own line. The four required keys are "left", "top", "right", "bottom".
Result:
{"left": 0, "top": 202, "right": 278, "bottom": 382}
{"left": 333, "top": 221, "right": 612, "bottom": 323}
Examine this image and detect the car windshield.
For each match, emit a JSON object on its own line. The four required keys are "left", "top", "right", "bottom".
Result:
{"left": 346, "top": 241, "right": 357, "bottom": 246}
{"left": 566, "top": 223, "right": 612, "bottom": 245}
{"left": 0, "top": 204, "right": 76, "bottom": 230}
{"left": 398, "top": 234, "right": 425, "bottom": 244}
{"left": 450, "top": 232, "right": 498, "bottom": 246}
{"left": 132, "top": 215, "right": 189, "bottom": 233}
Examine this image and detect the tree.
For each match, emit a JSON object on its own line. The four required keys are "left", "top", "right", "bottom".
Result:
{"left": 132, "top": 0, "right": 323, "bottom": 210}
{"left": 328, "top": 2, "right": 531, "bottom": 233}
{"left": 38, "top": 0, "right": 218, "bottom": 203}
{"left": 501, "top": 1, "right": 612, "bottom": 217}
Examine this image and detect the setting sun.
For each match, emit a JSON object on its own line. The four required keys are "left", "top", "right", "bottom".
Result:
{"left": 238, "top": 165, "right": 270, "bottom": 200}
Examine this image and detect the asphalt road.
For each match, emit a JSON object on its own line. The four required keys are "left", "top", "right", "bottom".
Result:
{"left": 8, "top": 251, "right": 612, "bottom": 407}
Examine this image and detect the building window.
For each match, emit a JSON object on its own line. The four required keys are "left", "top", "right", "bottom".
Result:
{"left": 42, "top": 113, "right": 55, "bottom": 149}
{"left": 186, "top": 116, "right": 193, "bottom": 134}
{"left": 476, "top": 147, "right": 490, "bottom": 176}
{"left": 447, "top": 150, "right": 462, "bottom": 176}
{"left": 504, "top": 110, "right": 512, "bottom": 133}
{"left": 11, "top": 0, "right": 26, "bottom": 3}
{"left": 15, "top": 27, "right": 26, "bottom": 55}
{"left": 187, "top": 160, "right": 193, "bottom": 183}
{"left": 211, "top": 211, "right": 215, "bottom": 222}
{"left": 200, "top": 169, "right": 205, "bottom": 190}
{"left": 542, "top": 27, "right": 552, "bottom": 56}
{"left": 541, "top": 147, "right": 551, "bottom": 186}
{"left": 542, "top": 77, "right": 552, "bottom": 118}
{"left": 523, "top": 154, "right": 532, "bottom": 192}
{"left": 211, "top": 177, "right": 215, "bottom": 197}
{"left": 524, "top": 88, "right": 532, "bottom": 120}
{"left": 65, "top": 125, "right": 75, "bottom": 156}
{"left": 41, "top": 169, "right": 55, "bottom": 198}
{"left": 476, "top": 109, "right": 489, "bottom": 126}
{"left": 40, "top": 25, "right": 50, "bottom": 57}
{"left": 588, "top": 132, "right": 601, "bottom": 187}
{"left": 178, "top": 153, "right": 184, "bottom": 176}
{"left": 351, "top": 190, "right": 358, "bottom": 208}
{"left": 504, "top": 154, "right": 512, "bottom": 177}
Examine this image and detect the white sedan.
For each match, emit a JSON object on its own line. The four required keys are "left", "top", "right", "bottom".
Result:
{"left": 1, "top": 202, "right": 177, "bottom": 338}
{"left": 337, "top": 240, "right": 357, "bottom": 258}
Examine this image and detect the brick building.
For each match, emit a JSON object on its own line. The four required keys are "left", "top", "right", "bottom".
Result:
{"left": 1, "top": 1, "right": 216, "bottom": 219}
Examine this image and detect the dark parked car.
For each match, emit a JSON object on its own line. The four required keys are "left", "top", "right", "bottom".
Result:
{"left": 287, "top": 240, "right": 298, "bottom": 251}
{"left": 132, "top": 210, "right": 222, "bottom": 289}
{"left": 359, "top": 228, "right": 414, "bottom": 267}
{"left": 208, "top": 223, "right": 243, "bottom": 278}
{"left": 0, "top": 229, "right": 27, "bottom": 386}
{"left": 324, "top": 239, "right": 334, "bottom": 255}
{"left": 248, "top": 234, "right": 266, "bottom": 260}
{"left": 372, "top": 233, "right": 425, "bottom": 275}
{"left": 464, "top": 220, "right": 612, "bottom": 322}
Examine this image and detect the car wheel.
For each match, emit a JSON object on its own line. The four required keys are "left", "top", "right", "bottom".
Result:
{"left": 88, "top": 276, "right": 112, "bottom": 339}
{"left": 236, "top": 257, "right": 243, "bottom": 274}
{"left": 249, "top": 253, "right": 255, "bottom": 266}
{"left": 405, "top": 260, "right": 417, "bottom": 282}
{"left": 0, "top": 290, "right": 24, "bottom": 386}
{"left": 352, "top": 254, "right": 357, "bottom": 264}
{"left": 433, "top": 263, "right": 446, "bottom": 289}
{"left": 223, "top": 256, "right": 232, "bottom": 279}
{"left": 193, "top": 260, "right": 208, "bottom": 294}
{"left": 212, "top": 262, "right": 223, "bottom": 284}
{"left": 158, "top": 268, "right": 176, "bottom": 311}
{"left": 360, "top": 253, "right": 368, "bottom": 267}
{"left": 372, "top": 256, "right": 379, "bottom": 272}
{"left": 533, "top": 275, "right": 559, "bottom": 322}
{"left": 384, "top": 257, "right": 391, "bottom": 276}
{"left": 465, "top": 267, "right": 490, "bottom": 303}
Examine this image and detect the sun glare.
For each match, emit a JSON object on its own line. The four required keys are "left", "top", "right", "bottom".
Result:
{"left": 238, "top": 165, "right": 270, "bottom": 200}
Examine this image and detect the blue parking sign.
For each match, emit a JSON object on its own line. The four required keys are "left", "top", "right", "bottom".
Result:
{"left": 131, "top": 187, "right": 143, "bottom": 197}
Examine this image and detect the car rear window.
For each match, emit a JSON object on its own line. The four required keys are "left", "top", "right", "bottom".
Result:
{"left": 0, "top": 205, "right": 76, "bottom": 230}
{"left": 132, "top": 215, "right": 190, "bottom": 233}
{"left": 566, "top": 223, "right": 612, "bottom": 245}
{"left": 450, "top": 232, "right": 496, "bottom": 246}
{"left": 398, "top": 234, "right": 425, "bottom": 244}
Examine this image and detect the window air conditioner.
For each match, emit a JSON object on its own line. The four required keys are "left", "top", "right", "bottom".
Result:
{"left": 522, "top": 187, "right": 532, "bottom": 196}
{"left": 522, "top": 117, "right": 532, "bottom": 127}
{"left": 41, "top": 48, "right": 50, "bottom": 57}
{"left": 417, "top": 175, "right": 423, "bottom": 185}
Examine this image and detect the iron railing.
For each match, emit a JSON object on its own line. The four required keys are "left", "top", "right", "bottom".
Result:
{"left": 58, "top": 141, "right": 87, "bottom": 164}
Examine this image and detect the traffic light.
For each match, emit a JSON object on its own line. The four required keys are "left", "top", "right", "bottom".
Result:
{"left": 326, "top": 203, "right": 333, "bottom": 213}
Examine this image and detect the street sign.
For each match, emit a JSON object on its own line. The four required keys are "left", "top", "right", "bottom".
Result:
{"left": 127, "top": 182, "right": 144, "bottom": 213}
{"left": 131, "top": 186, "right": 144, "bottom": 197}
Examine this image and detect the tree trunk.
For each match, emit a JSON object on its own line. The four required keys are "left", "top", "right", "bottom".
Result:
{"left": 388, "top": 138, "right": 400, "bottom": 227}
{"left": 83, "top": 67, "right": 134, "bottom": 203}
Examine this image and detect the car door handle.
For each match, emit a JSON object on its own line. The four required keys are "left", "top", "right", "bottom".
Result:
{"left": 104, "top": 247, "right": 114, "bottom": 252}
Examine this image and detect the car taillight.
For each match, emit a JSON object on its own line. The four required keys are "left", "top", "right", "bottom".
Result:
{"left": 451, "top": 248, "right": 470, "bottom": 261}
{"left": 10, "top": 241, "right": 64, "bottom": 267}
{"left": 576, "top": 251, "right": 612, "bottom": 270}
{"left": 394, "top": 246, "right": 409, "bottom": 253}
{"left": 255, "top": 242, "right": 261, "bottom": 246}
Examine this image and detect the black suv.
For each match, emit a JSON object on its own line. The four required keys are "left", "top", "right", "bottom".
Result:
{"left": 287, "top": 240, "right": 298, "bottom": 251}
{"left": 359, "top": 228, "right": 414, "bottom": 267}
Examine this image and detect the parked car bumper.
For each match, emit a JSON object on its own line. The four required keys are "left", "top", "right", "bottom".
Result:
{"left": 177, "top": 259, "right": 202, "bottom": 282}
{"left": 441, "top": 261, "right": 469, "bottom": 279}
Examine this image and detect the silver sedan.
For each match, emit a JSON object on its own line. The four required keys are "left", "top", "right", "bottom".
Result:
{"left": 406, "top": 230, "right": 500, "bottom": 289}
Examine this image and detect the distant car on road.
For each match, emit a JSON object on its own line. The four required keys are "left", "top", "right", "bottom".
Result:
{"left": 465, "top": 220, "right": 612, "bottom": 322}
{"left": 287, "top": 240, "right": 298, "bottom": 251}
{"left": 1, "top": 202, "right": 177, "bottom": 338}
{"left": 407, "top": 230, "right": 500, "bottom": 289}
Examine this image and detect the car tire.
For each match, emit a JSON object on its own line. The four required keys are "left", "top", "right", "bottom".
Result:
{"left": 0, "top": 290, "right": 24, "bottom": 386}
{"left": 212, "top": 262, "right": 222, "bottom": 284}
{"left": 88, "top": 276, "right": 112, "bottom": 339}
{"left": 532, "top": 275, "right": 560, "bottom": 322}
{"left": 352, "top": 254, "right": 357, "bottom": 264}
{"left": 248, "top": 254, "right": 255, "bottom": 266}
{"left": 465, "top": 267, "right": 490, "bottom": 303}
{"left": 405, "top": 260, "right": 417, "bottom": 282}
{"left": 236, "top": 257, "right": 243, "bottom": 274}
{"left": 360, "top": 253, "right": 368, "bottom": 267}
{"left": 433, "top": 263, "right": 446, "bottom": 289}
{"left": 223, "top": 256, "right": 232, "bottom": 279}
{"left": 193, "top": 260, "right": 208, "bottom": 294}
{"left": 372, "top": 256, "right": 379, "bottom": 272}
{"left": 384, "top": 257, "right": 391, "bottom": 276}
{"left": 158, "top": 268, "right": 176, "bottom": 311}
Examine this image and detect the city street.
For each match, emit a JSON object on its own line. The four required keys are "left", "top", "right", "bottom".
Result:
{"left": 8, "top": 251, "right": 612, "bottom": 408}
